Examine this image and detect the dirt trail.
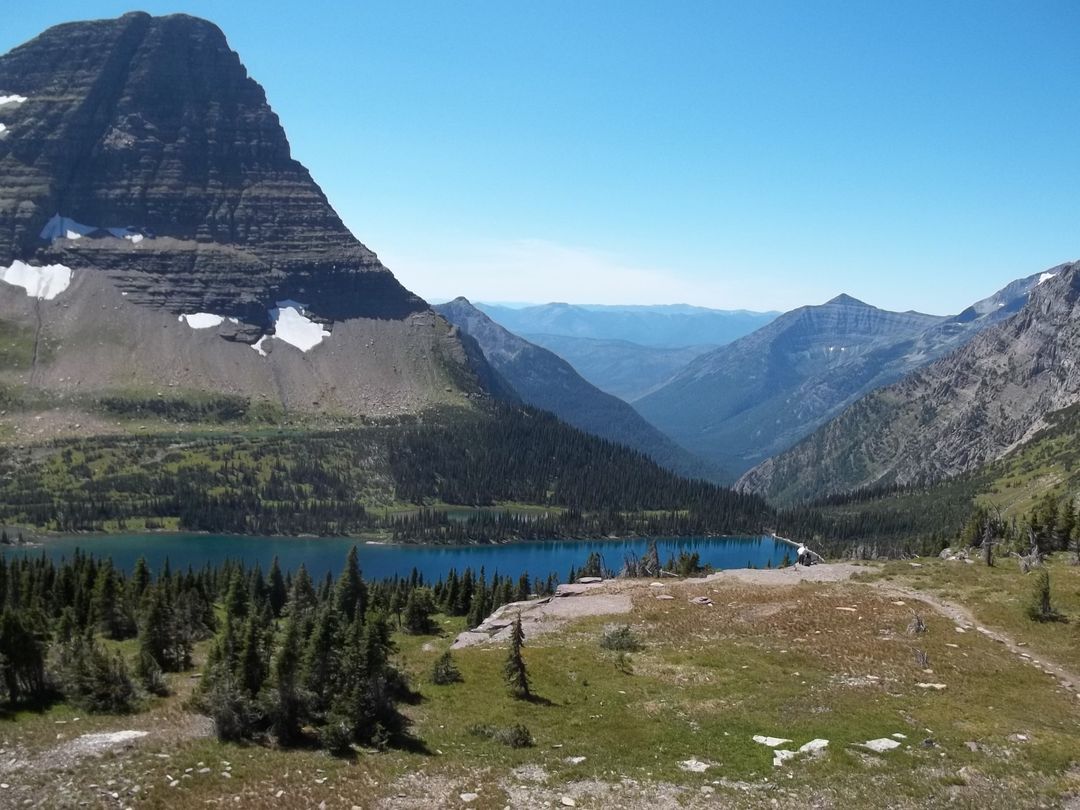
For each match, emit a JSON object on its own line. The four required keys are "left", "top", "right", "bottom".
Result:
{"left": 452, "top": 559, "right": 1080, "bottom": 695}
{"left": 870, "top": 580, "right": 1080, "bottom": 693}
{"left": 701, "top": 561, "right": 1080, "bottom": 692}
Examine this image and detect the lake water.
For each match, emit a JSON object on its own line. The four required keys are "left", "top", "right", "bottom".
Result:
{"left": 2, "top": 533, "right": 792, "bottom": 582}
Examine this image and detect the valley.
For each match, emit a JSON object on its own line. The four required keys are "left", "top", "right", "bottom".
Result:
{"left": 0, "top": 8, "right": 1078, "bottom": 809}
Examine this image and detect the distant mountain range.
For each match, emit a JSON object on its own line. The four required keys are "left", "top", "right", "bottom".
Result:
{"left": 477, "top": 302, "right": 777, "bottom": 348}
{"left": 739, "top": 262, "right": 1080, "bottom": 503}
{"left": 435, "top": 298, "right": 726, "bottom": 482}
{"left": 635, "top": 273, "right": 1047, "bottom": 477}
{"left": 476, "top": 302, "right": 775, "bottom": 401}
{"left": 519, "top": 334, "right": 715, "bottom": 401}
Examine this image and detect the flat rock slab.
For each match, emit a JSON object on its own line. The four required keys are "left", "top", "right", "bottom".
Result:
{"left": 451, "top": 588, "right": 632, "bottom": 648}
{"left": 799, "top": 739, "right": 829, "bottom": 755}
{"left": 679, "top": 759, "right": 710, "bottom": 773}
{"left": 753, "top": 735, "right": 792, "bottom": 747}
{"left": 862, "top": 738, "right": 902, "bottom": 753}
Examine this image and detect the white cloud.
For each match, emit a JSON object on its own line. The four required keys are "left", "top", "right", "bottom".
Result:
{"left": 385, "top": 237, "right": 817, "bottom": 310}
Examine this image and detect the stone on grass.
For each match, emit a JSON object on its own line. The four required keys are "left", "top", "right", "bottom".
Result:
{"left": 798, "top": 739, "right": 829, "bottom": 756}
{"left": 679, "top": 759, "right": 710, "bottom": 773}
{"left": 752, "top": 735, "right": 792, "bottom": 747}
{"left": 862, "top": 738, "right": 901, "bottom": 753}
{"left": 772, "top": 749, "right": 797, "bottom": 767}
{"left": 460, "top": 793, "right": 479, "bottom": 803}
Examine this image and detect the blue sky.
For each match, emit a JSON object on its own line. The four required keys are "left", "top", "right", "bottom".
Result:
{"left": 4, "top": 2, "right": 1078, "bottom": 313}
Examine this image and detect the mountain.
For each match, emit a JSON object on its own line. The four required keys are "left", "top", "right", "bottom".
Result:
{"left": 519, "top": 333, "right": 715, "bottom": 401}
{"left": 635, "top": 274, "right": 1045, "bottom": 477}
{"left": 0, "top": 13, "right": 486, "bottom": 426}
{"left": 739, "top": 263, "right": 1080, "bottom": 503}
{"left": 435, "top": 298, "right": 726, "bottom": 482}
{"left": 477, "top": 302, "right": 777, "bottom": 348}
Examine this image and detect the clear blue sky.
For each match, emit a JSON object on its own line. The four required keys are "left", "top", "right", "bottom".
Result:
{"left": 4, "top": 2, "right": 1078, "bottom": 313}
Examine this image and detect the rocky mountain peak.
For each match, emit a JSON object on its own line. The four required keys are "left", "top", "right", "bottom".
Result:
{"left": 0, "top": 13, "right": 425, "bottom": 339}
{"left": 824, "top": 293, "right": 871, "bottom": 307}
{"left": 738, "top": 260, "right": 1080, "bottom": 502}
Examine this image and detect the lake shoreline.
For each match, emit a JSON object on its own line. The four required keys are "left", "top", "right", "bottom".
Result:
{"left": 9, "top": 526, "right": 773, "bottom": 550}
{"left": 2, "top": 533, "right": 792, "bottom": 582}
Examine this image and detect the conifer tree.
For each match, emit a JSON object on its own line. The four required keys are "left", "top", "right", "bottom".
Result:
{"left": 504, "top": 614, "right": 530, "bottom": 700}
{"left": 268, "top": 608, "right": 304, "bottom": 744}
{"left": 91, "top": 560, "right": 134, "bottom": 640}
{"left": 131, "top": 556, "right": 151, "bottom": 601}
{"left": 335, "top": 546, "right": 367, "bottom": 620}
{"left": 403, "top": 587, "right": 436, "bottom": 634}
{"left": 267, "top": 557, "right": 287, "bottom": 618}
{"left": 238, "top": 613, "right": 268, "bottom": 698}
{"left": 302, "top": 604, "right": 340, "bottom": 715}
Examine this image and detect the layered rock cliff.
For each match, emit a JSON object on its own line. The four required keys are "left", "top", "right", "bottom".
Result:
{"left": 0, "top": 12, "right": 424, "bottom": 339}
{"left": 0, "top": 13, "right": 487, "bottom": 423}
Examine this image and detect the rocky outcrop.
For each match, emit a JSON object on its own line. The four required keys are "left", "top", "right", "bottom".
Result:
{"left": 738, "top": 262, "right": 1080, "bottom": 503}
{"left": 0, "top": 12, "right": 424, "bottom": 341}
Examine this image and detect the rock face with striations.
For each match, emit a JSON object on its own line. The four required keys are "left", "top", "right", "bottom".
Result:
{"left": 0, "top": 13, "right": 497, "bottom": 427}
{"left": 738, "top": 262, "right": 1080, "bottom": 503}
{"left": 0, "top": 12, "right": 423, "bottom": 339}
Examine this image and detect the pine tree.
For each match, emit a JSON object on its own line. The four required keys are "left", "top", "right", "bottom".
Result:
{"left": 403, "top": 588, "right": 436, "bottom": 634}
{"left": 267, "top": 557, "right": 288, "bottom": 618}
{"left": 91, "top": 560, "right": 134, "bottom": 640}
{"left": 302, "top": 604, "right": 340, "bottom": 715}
{"left": 0, "top": 610, "right": 46, "bottom": 702}
{"left": 237, "top": 613, "right": 268, "bottom": 698}
{"left": 131, "top": 557, "right": 151, "bottom": 601}
{"left": 504, "top": 614, "right": 531, "bottom": 700}
{"left": 335, "top": 546, "right": 367, "bottom": 620}
{"left": 268, "top": 609, "right": 304, "bottom": 744}
{"left": 431, "top": 651, "right": 462, "bottom": 685}
{"left": 1026, "top": 569, "right": 1062, "bottom": 622}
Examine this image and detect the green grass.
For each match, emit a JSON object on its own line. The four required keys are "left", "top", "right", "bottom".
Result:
{"left": 866, "top": 553, "right": 1080, "bottom": 674}
{"left": 6, "top": 570, "right": 1080, "bottom": 807}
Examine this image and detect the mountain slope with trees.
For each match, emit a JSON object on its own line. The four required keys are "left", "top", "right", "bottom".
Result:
{"left": 435, "top": 298, "right": 725, "bottom": 482}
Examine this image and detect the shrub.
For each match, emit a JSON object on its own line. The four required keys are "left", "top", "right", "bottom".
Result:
{"left": 319, "top": 714, "right": 355, "bottom": 756}
{"left": 468, "top": 723, "right": 534, "bottom": 748}
{"left": 599, "top": 625, "right": 644, "bottom": 652}
{"left": 202, "top": 666, "right": 258, "bottom": 741}
{"left": 1026, "top": 569, "right": 1065, "bottom": 622}
{"left": 53, "top": 637, "right": 138, "bottom": 714}
{"left": 430, "top": 651, "right": 463, "bottom": 685}
{"left": 136, "top": 650, "right": 169, "bottom": 697}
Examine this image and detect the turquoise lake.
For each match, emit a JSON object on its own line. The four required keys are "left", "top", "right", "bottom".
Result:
{"left": 2, "top": 534, "right": 792, "bottom": 582}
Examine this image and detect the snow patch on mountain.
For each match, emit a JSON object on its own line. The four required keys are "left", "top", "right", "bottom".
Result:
{"left": 0, "top": 260, "right": 72, "bottom": 299}
{"left": 0, "top": 95, "right": 27, "bottom": 106}
{"left": 40, "top": 214, "right": 147, "bottom": 243}
{"left": 179, "top": 313, "right": 238, "bottom": 329}
{"left": 1039, "top": 272, "right": 1057, "bottom": 285}
{"left": 271, "top": 301, "right": 330, "bottom": 351}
